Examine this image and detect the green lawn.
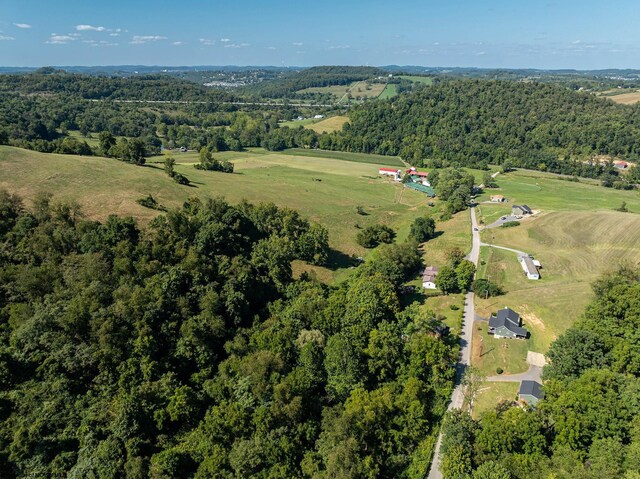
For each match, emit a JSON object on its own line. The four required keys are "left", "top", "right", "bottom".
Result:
{"left": 279, "top": 118, "right": 317, "bottom": 128}
{"left": 472, "top": 169, "right": 640, "bottom": 375}
{"left": 476, "top": 169, "right": 640, "bottom": 212}
{"left": 379, "top": 84, "right": 399, "bottom": 99}
{"left": 473, "top": 382, "right": 519, "bottom": 419}
{"left": 397, "top": 75, "right": 434, "bottom": 85}
{"left": 476, "top": 203, "right": 512, "bottom": 226}
{"left": 472, "top": 321, "right": 530, "bottom": 377}
{"left": 279, "top": 148, "right": 404, "bottom": 167}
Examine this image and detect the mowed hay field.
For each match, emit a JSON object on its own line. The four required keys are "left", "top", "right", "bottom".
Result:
{"left": 305, "top": 116, "right": 349, "bottom": 133}
{"left": 0, "top": 145, "right": 436, "bottom": 281}
{"left": 279, "top": 116, "right": 349, "bottom": 134}
{"left": 298, "top": 81, "right": 386, "bottom": 99}
{"left": 599, "top": 89, "right": 640, "bottom": 105}
{"left": 473, "top": 169, "right": 640, "bottom": 374}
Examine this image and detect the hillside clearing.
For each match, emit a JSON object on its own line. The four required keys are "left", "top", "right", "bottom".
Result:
{"left": 0, "top": 146, "right": 431, "bottom": 281}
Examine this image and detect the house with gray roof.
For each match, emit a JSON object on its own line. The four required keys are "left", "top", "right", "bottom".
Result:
{"left": 488, "top": 307, "right": 528, "bottom": 339}
{"left": 519, "top": 255, "right": 540, "bottom": 280}
{"left": 512, "top": 205, "right": 532, "bottom": 216}
{"left": 519, "top": 380, "right": 544, "bottom": 406}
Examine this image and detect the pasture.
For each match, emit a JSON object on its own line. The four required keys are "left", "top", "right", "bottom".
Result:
{"left": 297, "top": 81, "right": 387, "bottom": 101}
{"left": 279, "top": 148, "right": 404, "bottom": 167}
{"left": 305, "top": 115, "right": 350, "bottom": 133}
{"left": 598, "top": 89, "right": 640, "bottom": 104}
{"left": 378, "top": 84, "right": 399, "bottom": 99}
{"left": 472, "top": 168, "right": 640, "bottom": 378}
{"left": 0, "top": 145, "right": 437, "bottom": 282}
{"left": 398, "top": 75, "right": 434, "bottom": 85}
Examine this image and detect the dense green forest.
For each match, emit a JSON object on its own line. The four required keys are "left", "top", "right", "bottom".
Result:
{"left": 330, "top": 80, "right": 640, "bottom": 178}
{"left": 440, "top": 267, "right": 640, "bottom": 479}
{"left": 0, "top": 68, "right": 235, "bottom": 101}
{"left": 0, "top": 190, "right": 457, "bottom": 478}
{"left": 2, "top": 71, "right": 640, "bottom": 187}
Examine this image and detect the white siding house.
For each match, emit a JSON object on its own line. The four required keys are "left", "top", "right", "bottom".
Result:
{"left": 519, "top": 255, "right": 540, "bottom": 280}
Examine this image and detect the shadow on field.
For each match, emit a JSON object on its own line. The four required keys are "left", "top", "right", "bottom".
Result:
{"left": 325, "top": 248, "right": 354, "bottom": 270}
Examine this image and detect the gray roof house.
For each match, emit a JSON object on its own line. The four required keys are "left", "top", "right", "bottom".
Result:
{"left": 519, "top": 255, "right": 540, "bottom": 280}
{"left": 488, "top": 307, "right": 528, "bottom": 339}
{"left": 512, "top": 204, "right": 532, "bottom": 215}
{"left": 519, "top": 380, "right": 544, "bottom": 406}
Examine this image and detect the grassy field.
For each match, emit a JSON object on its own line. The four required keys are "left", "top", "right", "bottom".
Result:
{"left": 378, "top": 84, "right": 399, "bottom": 99}
{"left": 472, "top": 320, "right": 530, "bottom": 376}
{"left": 472, "top": 168, "right": 640, "bottom": 380}
{"left": 279, "top": 148, "right": 404, "bottom": 167}
{"left": 398, "top": 75, "right": 434, "bottom": 85}
{"left": 279, "top": 118, "right": 317, "bottom": 128}
{"left": 305, "top": 116, "right": 350, "bottom": 133}
{"left": 66, "top": 130, "right": 102, "bottom": 148}
{"left": 298, "top": 81, "right": 386, "bottom": 100}
{"left": 598, "top": 89, "right": 640, "bottom": 104}
{"left": 608, "top": 91, "right": 640, "bottom": 104}
{"left": 473, "top": 382, "right": 519, "bottom": 419}
{"left": 0, "top": 145, "right": 436, "bottom": 282}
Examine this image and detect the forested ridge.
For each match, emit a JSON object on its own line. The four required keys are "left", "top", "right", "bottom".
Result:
{"left": 0, "top": 190, "right": 457, "bottom": 478}
{"left": 440, "top": 268, "right": 640, "bottom": 479}
{"left": 2, "top": 71, "right": 640, "bottom": 188}
{"left": 241, "top": 66, "right": 386, "bottom": 99}
{"left": 0, "top": 69, "right": 235, "bottom": 101}
{"left": 327, "top": 80, "right": 640, "bottom": 178}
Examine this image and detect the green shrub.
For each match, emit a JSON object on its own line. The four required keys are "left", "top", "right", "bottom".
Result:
{"left": 501, "top": 220, "right": 520, "bottom": 228}
{"left": 136, "top": 194, "right": 167, "bottom": 211}
{"left": 356, "top": 224, "right": 396, "bottom": 248}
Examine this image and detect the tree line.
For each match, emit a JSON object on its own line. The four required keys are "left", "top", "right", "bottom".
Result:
{"left": 0, "top": 190, "right": 458, "bottom": 478}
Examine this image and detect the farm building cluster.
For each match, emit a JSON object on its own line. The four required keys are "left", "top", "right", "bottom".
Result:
{"left": 378, "top": 166, "right": 436, "bottom": 197}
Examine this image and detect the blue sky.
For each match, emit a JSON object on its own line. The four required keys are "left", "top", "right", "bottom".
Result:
{"left": 1, "top": 0, "right": 639, "bottom": 69}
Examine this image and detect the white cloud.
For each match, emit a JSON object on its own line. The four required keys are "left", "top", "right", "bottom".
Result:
{"left": 265, "top": 46, "right": 276, "bottom": 50}
{"left": 109, "top": 33, "right": 119, "bottom": 37}
{"left": 224, "top": 42, "right": 249, "bottom": 48}
{"left": 0, "top": 34, "right": 15, "bottom": 41}
{"left": 200, "top": 38, "right": 215, "bottom": 46}
{"left": 13, "top": 23, "right": 32, "bottom": 29}
{"left": 76, "top": 24, "right": 106, "bottom": 32}
{"left": 293, "top": 42, "right": 303, "bottom": 46}
{"left": 46, "top": 34, "right": 77, "bottom": 44}
{"left": 172, "top": 41, "right": 184, "bottom": 46}
{"left": 129, "top": 35, "right": 167, "bottom": 44}
{"left": 329, "top": 45, "right": 350, "bottom": 50}
{"left": 220, "top": 38, "right": 231, "bottom": 42}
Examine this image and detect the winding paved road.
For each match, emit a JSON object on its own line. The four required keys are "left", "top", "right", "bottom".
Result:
{"left": 427, "top": 206, "right": 481, "bottom": 479}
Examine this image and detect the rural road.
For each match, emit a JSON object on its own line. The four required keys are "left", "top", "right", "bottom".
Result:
{"left": 427, "top": 206, "right": 481, "bottom": 479}
{"left": 87, "top": 98, "right": 335, "bottom": 108}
